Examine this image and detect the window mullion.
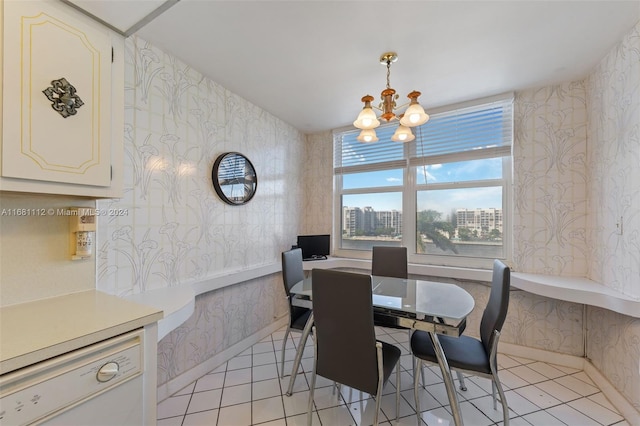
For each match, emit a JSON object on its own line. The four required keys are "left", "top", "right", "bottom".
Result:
{"left": 415, "top": 178, "right": 503, "bottom": 191}
{"left": 403, "top": 142, "right": 416, "bottom": 256}
{"left": 341, "top": 186, "right": 403, "bottom": 195}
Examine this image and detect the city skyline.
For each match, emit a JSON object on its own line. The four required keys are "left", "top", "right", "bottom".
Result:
{"left": 342, "top": 205, "right": 503, "bottom": 239}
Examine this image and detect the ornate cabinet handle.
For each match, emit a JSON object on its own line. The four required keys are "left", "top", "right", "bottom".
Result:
{"left": 42, "top": 77, "right": 84, "bottom": 118}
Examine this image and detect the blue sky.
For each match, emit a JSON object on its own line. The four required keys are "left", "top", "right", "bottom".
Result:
{"left": 343, "top": 158, "right": 503, "bottom": 214}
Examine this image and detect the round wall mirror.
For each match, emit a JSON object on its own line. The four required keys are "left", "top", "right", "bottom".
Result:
{"left": 211, "top": 152, "right": 257, "bottom": 205}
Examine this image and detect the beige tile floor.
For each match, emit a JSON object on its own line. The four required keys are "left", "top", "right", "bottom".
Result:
{"left": 157, "top": 326, "right": 630, "bottom": 426}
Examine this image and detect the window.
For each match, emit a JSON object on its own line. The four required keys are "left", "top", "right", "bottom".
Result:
{"left": 333, "top": 94, "right": 513, "bottom": 268}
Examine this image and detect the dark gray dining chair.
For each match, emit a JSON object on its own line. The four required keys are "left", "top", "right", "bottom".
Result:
{"left": 371, "top": 245, "right": 414, "bottom": 337}
{"left": 372, "top": 246, "right": 408, "bottom": 279}
{"left": 279, "top": 248, "right": 312, "bottom": 378}
{"left": 411, "top": 259, "right": 511, "bottom": 425}
{"left": 307, "top": 269, "right": 401, "bottom": 426}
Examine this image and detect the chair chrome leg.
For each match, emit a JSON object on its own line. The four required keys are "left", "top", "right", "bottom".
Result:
{"left": 307, "top": 326, "right": 318, "bottom": 426}
{"left": 332, "top": 382, "right": 341, "bottom": 396}
{"left": 412, "top": 356, "right": 416, "bottom": 381}
{"left": 413, "top": 355, "right": 427, "bottom": 387}
{"left": 395, "top": 364, "right": 400, "bottom": 421}
{"left": 489, "top": 331, "right": 509, "bottom": 425}
{"left": 428, "top": 332, "right": 464, "bottom": 426}
{"left": 493, "top": 376, "right": 509, "bottom": 425}
{"left": 413, "top": 359, "right": 422, "bottom": 424}
{"left": 374, "top": 343, "right": 384, "bottom": 426}
{"left": 491, "top": 380, "right": 497, "bottom": 409}
{"left": 373, "top": 396, "right": 381, "bottom": 425}
{"left": 307, "top": 373, "right": 316, "bottom": 426}
{"left": 456, "top": 371, "right": 467, "bottom": 391}
{"left": 280, "top": 327, "right": 290, "bottom": 378}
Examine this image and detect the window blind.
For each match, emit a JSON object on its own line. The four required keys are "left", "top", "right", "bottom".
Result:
{"left": 411, "top": 97, "right": 513, "bottom": 166}
{"left": 333, "top": 124, "right": 406, "bottom": 174}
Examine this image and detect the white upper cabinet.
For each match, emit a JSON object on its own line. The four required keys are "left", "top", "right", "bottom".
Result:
{"left": 1, "top": 0, "right": 123, "bottom": 198}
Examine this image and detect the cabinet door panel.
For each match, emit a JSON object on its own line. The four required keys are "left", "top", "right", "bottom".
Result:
{"left": 2, "top": 0, "right": 111, "bottom": 186}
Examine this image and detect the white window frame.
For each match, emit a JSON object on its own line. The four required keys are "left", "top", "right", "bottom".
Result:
{"left": 333, "top": 93, "right": 513, "bottom": 269}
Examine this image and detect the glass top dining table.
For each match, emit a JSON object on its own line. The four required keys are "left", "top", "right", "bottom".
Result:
{"left": 291, "top": 275, "right": 474, "bottom": 326}
{"left": 287, "top": 273, "right": 475, "bottom": 425}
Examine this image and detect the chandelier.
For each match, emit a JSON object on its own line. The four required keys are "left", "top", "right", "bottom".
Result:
{"left": 353, "top": 52, "right": 429, "bottom": 143}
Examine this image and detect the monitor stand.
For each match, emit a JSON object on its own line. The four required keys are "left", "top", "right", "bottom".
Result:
{"left": 303, "top": 255, "right": 327, "bottom": 261}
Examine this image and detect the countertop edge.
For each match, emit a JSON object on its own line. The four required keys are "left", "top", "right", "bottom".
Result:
{"left": 0, "top": 290, "right": 163, "bottom": 375}
{"left": 512, "top": 272, "right": 640, "bottom": 318}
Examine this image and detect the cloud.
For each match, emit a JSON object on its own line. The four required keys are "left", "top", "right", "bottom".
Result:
{"left": 417, "top": 167, "right": 436, "bottom": 183}
{"left": 386, "top": 177, "right": 401, "bottom": 182}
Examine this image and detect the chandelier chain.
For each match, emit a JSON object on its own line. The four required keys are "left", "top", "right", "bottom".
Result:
{"left": 386, "top": 60, "right": 392, "bottom": 89}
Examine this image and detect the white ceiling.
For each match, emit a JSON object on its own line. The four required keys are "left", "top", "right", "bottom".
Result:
{"left": 70, "top": 1, "right": 640, "bottom": 133}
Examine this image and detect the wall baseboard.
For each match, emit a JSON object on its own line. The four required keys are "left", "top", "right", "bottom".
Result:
{"left": 583, "top": 361, "right": 640, "bottom": 424}
{"left": 157, "top": 316, "right": 288, "bottom": 402}
{"left": 500, "top": 342, "right": 639, "bottom": 423}
{"left": 499, "top": 342, "right": 584, "bottom": 369}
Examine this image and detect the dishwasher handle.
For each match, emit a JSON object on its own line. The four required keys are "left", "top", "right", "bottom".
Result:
{"left": 96, "top": 362, "right": 120, "bottom": 382}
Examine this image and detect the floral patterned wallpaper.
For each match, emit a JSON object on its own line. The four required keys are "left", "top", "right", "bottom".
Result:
{"left": 96, "top": 36, "right": 304, "bottom": 385}
{"left": 512, "top": 82, "right": 589, "bottom": 276}
{"left": 587, "top": 22, "right": 640, "bottom": 300}
{"left": 445, "top": 281, "right": 585, "bottom": 357}
{"left": 98, "top": 35, "right": 305, "bottom": 296}
{"left": 585, "top": 21, "right": 640, "bottom": 410}
{"left": 587, "top": 308, "right": 639, "bottom": 412}
{"left": 156, "top": 275, "right": 282, "bottom": 386}
{"left": 301, "top": 131, "right": 333, "bottom": 234}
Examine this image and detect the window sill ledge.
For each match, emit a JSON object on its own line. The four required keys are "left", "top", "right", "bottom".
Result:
{"left": 511, "top": 273, "right": 640, "bottom": 318}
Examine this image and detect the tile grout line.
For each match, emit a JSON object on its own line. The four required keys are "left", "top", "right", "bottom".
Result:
{"left": 158, "top": 327, "right": 629, "bottom": 426}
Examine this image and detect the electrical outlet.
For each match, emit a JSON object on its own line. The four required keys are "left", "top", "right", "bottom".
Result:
{"left": 616, "top": 216, "right": 623, "bottom": 235}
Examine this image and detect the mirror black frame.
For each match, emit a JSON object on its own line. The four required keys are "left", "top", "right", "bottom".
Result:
{"left": 211, "top": 152, "right": 258, "bottom": 205}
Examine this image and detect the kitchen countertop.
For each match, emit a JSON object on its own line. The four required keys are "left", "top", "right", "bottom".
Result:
{"left": 0, "top": 290, "right": 163, "bottom": 375}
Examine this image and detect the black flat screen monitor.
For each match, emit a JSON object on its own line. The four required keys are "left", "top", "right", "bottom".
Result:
{"left": 297, "top": 234, "right": 330, "bottom": 260}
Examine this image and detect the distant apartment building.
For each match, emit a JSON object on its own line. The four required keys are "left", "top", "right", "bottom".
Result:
{"left": 363, "top": 206, "right": 376, "bottom": 233}
{"left": 343, "top": 206, "right": 402, "bottom": 237}
{"left": 375, "top": 210, "right": 402, "bottom": 236}
{"left": 455, "top": 208, "right": 503, "bottom": 238}
{"left": 343, "top": 206, "right": 363, "bottom": 237}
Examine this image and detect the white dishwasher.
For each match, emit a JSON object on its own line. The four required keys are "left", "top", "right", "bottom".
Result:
{"left": 0, "top": 329, "right": 145, "bottom": 425}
